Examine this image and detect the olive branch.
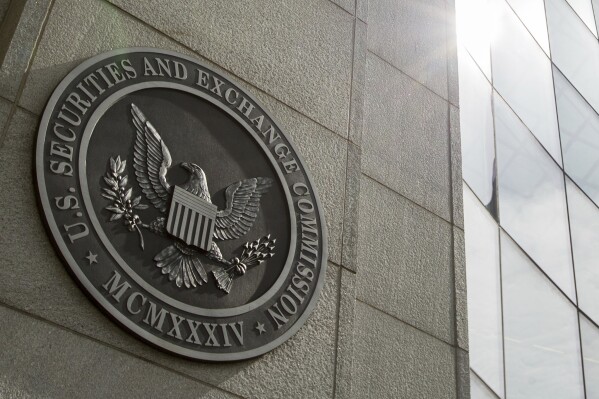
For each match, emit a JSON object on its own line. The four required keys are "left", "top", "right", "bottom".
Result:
{"left": 102, "top": 156, "right": 148, "bottom": 249}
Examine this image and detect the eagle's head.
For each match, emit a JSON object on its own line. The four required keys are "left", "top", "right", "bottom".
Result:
{"left": 180, "top": 162, "right": 210, "bottom": 200}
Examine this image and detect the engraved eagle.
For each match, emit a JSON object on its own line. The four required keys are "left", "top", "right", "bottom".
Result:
{"left": 130, "top": 103, "right": 273, "bottom": 289}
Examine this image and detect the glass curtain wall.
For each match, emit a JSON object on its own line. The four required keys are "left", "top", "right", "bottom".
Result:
{"left": 456, "top": 0, "right": 599, "bottom": 397}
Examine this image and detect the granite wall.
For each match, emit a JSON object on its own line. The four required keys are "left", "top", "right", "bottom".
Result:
{"left": 0, "top": 0, "right": 467, "bottom": 397}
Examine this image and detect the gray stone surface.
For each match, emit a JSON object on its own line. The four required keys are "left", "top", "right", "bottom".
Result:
{"left": 0, "top": 96, "right": 11, "bottom": 140}
{"left": 349, "top": 19, "right": 366, "bottom": 146}
{"left": 341, "top": 142, "right": 361, "bottom": 272}
{"left": 0, "top": 108, "right": 104, "bottom": 329}
{"left": 353, "top": 301, "right": 457, "bottom": 399}
{"left": 19, "top": 0, "right": 196, "bottom": 115}
{"left": 357, "top": 0, "right": 368, "bottom": 22}
{"left": 335, "top": 268, "right": 357, "bottom": 398}
{"left": 253, "top": 92, "right": 347, "bottom": 266}
{"left": 0, "top": 103, "right": 341, "bottom": 398}
{"left": 107, "top": 0, "right": 354, "bottom": 137}
{"left": 450, "top": 105, "right": 463, "bottom": 228}
{"left": 363, "top": 53, "right": 451, "bottom": 221}
{"left": 367, "top": 0, "right": 448, "bottom": 99}
{"left": 446, "top": 1, "right": 459, "bottom": 107}
{"left": 357, "top": 176, "right": 454, "bottom": 343}
{"left": 0, "top": 305, "right": 238, "bottom": 399}
{"left": 330, "top": 0, "right": 355, "bottom": 15}
{"left": 454, "top": 227, "right": 468, "bottom": 351}
{"left": 456, "top": 348, "right": 470, "bottom": 399}
{"left": 0, "top": 0, "right": 11, "bottom": 27}
{"left": 0, "top": 0, "right": 51, "bottom": 101}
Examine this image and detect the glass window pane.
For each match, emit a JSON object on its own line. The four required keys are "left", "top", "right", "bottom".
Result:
{"left": 459, "top": 52, "right": 496, "bottom": 210}
{"left": 554, "top": 68, "right": 599, "bottom": 206}
{"left": 490, "top": 0, "right": 562, "bottom": 164}
{"left": 566, "top": 178, "right": 599, "bottom": 324}
{"left": 546, "top": 0, "right": 599, "bottom": 116}
{"left": 501, "top": 232, "right": 585, "bottom": 399}
{"left": 506, "top": 0, "right": 551, "bottom": 54}
{"left": 494, "top": 93, "right": 576, "bottom": 301}
{"left": 565, "top": 0, "right": 598, "bottom": 36}
{"left": 464, "top": 186, "right": 504, "bottom": 397}
{"left": 455, "top": 0, "right": 493, "bottom": 78}
{"left": 471, "top": 370, "right": 501, "bottom": 399}
{"left": 580, "top": 314, "right": 599, "bottom": 398}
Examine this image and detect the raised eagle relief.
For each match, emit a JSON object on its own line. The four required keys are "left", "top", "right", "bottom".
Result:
{"left": 102, "top": 104, "right": 275, "bottom": 293}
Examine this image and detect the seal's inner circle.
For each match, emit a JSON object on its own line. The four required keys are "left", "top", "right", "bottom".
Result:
{"left": 82, "top": 86, "right": 293, "bottom": 313}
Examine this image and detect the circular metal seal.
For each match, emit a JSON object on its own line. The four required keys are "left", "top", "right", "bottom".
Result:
{"left": 36, "top": 48, "right": 327, "bottom": 361}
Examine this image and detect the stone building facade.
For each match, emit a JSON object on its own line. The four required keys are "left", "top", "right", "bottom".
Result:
{"left": 0, "top": 0, "right": 466, "bottom": 397}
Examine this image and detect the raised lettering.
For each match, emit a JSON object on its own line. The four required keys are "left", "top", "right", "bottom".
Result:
{"left": 186, "top": 319, "right": 203, "bottom": 345}
{"left": 102, "top": 271, "right": 131, "bottom": 302}
{"left": 126, "top": 292, "right": 147, "bottom": 315}
{"left": 210, "top": 77, "right": 225, "bottom": 97}
{"left": 203, "top": 323, "right": 220, "bottom": 347}
{"left": 53, "top": 122, "right": 76, "bottom": 142}
{"left": 121, "top": 59, "right": 137, "bottom": 79}
{"left": 143, "top": 302, "right": 168, "bottom": 332}
{"left": 267, "top": 303, "right": 289, "bottom": 329}
{"left": 63, "top": 222, "right": 88, "bottom": 243}
{"left": 167, "top": 312, "right": 185, "bottom": 340}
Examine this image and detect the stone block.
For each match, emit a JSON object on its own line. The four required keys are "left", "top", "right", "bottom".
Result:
{"left": 341, "top": 142, "right": 361, "bottom": 272}
{"left": 0, "top": 96, "right": 11, "bottom": 139}
{"left": 331, "top": 0, "right": 355, "bottom": 15}
{"left": 456, "top": 348, "right": 471, "bottom": 399}
{"left": 450, "top": 105, "right": 463, "bottom": 228}
{"left": 0, "top": 0, "right": 11, "bottom": 25}
{"left": 253, "top": 92, "right": 347, "bottom": 266}
{"left": 367, "top": 0, "right": 448, "bottom": 99}
{"left": 0, "top": 305, "right": 237, "bottom": 399}
{"left": 335, "top": 268, "right": 357, "bottom": 398}
{"left": 0, "top": 0, "right": 51, "bottom": 101}
{"left": 349, "top": 19, "right": 366, "bottom": 146}
{"left": 363, "top": 53, "right": 451, "bottom": 221}
{"left": 107, "top": 0, "right": 354, "bottom": 136}
{"left": 352, "top": 302, "right": 457, "bottom": 399}
{"left": 357, "top": 0, "right": 368, "bottom": 22}
{"left": 454, "top": 227, "right": 468, "bottom": 351}
{"left": 357, "top": 176, "right": 454, "bottom": 343}
{"left": 19, "top": 0, "right": 197, "bottom": 115}
{"left": 446, "top": 2, "right": 459, "bottom": 107}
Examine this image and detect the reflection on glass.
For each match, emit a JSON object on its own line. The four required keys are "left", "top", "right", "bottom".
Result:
{"left": 459, "top": 52, "right": 496, "bottom": 211}
{"left": 490, "top": 0, "right": 562, "bottom": 164}
{"left": 455, "top": 0, "right": 493, "bottom": 78}
{"left": 464, "top": 186, "right": 504, "bottom": 397}
{"left": 554, "top": 68, "right": 599, "bottom": 206}
{"left": 566, "top": 178, "right": 599, "bottom": 324}
{"left": 471, "top": 370, "right": 501, "bottom": 399}
{"left": 506, "top": 0, "right": 551, "bottom": 54}
{"left": 546, "top": 0, "right": 599, "bottom": 115}
{"left": 494, "top": 93, "right": 576, "bottom": 301}
{"left": 565, "top": 0, "right": 598, "bottom": 36}
{"left": 580, "top": 314, "right": 599, "bottom": 398}
{"left": 501, "top": 232, "right": 585, "bottom": 399}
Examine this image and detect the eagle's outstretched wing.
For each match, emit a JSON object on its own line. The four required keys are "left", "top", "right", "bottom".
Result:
{"left": 214, "top": 177, "right": 273, "bottom": 240}
{"left": 131, "top": 103, "right": 172, "bottom": 213}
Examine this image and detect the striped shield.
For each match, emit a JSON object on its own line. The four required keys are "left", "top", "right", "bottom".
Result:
{"left": 166, "top": 186, "right": 217, "bottom": 251}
